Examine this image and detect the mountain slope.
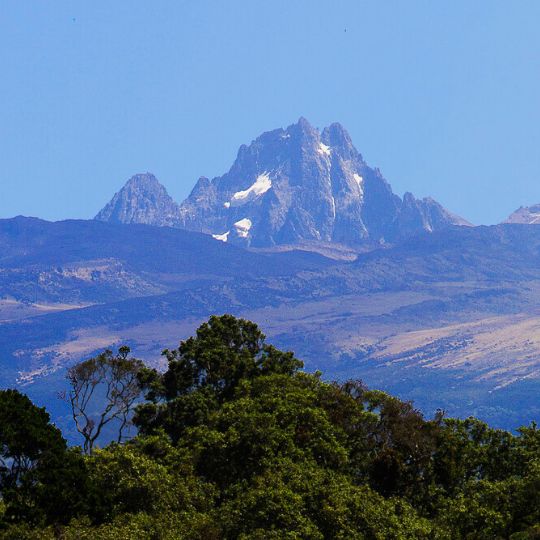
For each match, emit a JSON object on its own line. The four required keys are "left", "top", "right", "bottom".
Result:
{"left": 504, "top": 203, "right": 540, "bottom": 224}
{"left": 0, "top": 216, "right": 332, "bottom": 306}
{"left": 95, "top": 119, "right": 469, "bottom": 248}
{"left": 95, "top": 173, "right": 182, "bottom": 227}
{"left": 3, "top": 219, "right": 540, "bottom": 430}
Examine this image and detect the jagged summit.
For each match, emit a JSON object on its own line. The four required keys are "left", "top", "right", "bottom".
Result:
{"left": 95, "top": 172, "right": 181, "bottom": 227}
{"left": 95, "top": 118, "right": 469, "bottom": 247}
{"left": 177, "top": 117, "right": 469, "bottom": 247}
{"left": 504, "top": 204, "right": 540, "bottom": 225}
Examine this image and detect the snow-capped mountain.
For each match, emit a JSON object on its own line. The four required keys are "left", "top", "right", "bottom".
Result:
{"left": 504, "top": 204, "right": 540, "bottom": 225}
{"left": 177, "top": 118, "right": 469, "bottom": 247}
{"left": 96, "top": 118, "right": 469, "bottom": 247}
{"left": 95, "top": 173, "right": 182, "bottom": 227}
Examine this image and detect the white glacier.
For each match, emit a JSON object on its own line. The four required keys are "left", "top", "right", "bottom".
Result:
{"left": 233, "top": 218, "right": 252, "bottom": 238}
{"left": 230, "top": 172, "right": 272, "bottom": 207}
{"left": 318, "top": 142, "right": 331, "bottom": 156}
{"left": 212, "top": 231, "right": 230, "bottom": 242}
{"left": 353, "top": 173, "right": 364, "bottom": 196}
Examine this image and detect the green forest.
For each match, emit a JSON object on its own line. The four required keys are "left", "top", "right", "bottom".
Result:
{"left": 1, "top": 315, "right": 540, "bottom": 539}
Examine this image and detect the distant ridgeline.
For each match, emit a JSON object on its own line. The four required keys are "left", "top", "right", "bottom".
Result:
{"left": 95, "top": 118, "right": 470, "bottom": 248}
{"left": 4, "top": 216, "right": 540, "bottom": 435}
{"left": 1, "top": 315, "right": 540, "bottom": 539}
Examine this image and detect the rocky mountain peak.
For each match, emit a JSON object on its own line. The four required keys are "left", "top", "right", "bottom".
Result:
{"left": 321, "top": 122, "right": 358, "bottom": 158}
{"left": 125, "top": 172, "right": 160, "bottom": 189}
{"left": 95, "top": 172, "right": 181, "bottom": 227}
{"left": 177, "top": 118, "right": 468, "bottom": 247}
{"left": 295, "top": 116, "right": 316, "bottom": 133}
{"left": 504, "top": 204, "right": 540, "bottom": 225}
{"left": 95, "top": 119, "right": 470, "bottom": 248}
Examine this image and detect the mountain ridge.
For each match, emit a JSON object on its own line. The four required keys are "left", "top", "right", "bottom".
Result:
{"left": 95, "top": 118, "right": 470, "bottom": 247}
{"left": 3, "top": 217, "right": 540, "bottom": 430}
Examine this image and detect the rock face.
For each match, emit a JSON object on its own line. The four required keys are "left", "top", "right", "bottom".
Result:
{"left": 177, "top": 118, "right": 469, "bottom": 247}
{"left": 504, "top": 204, "right": 540, "bottom": 225}
{"left": 95, "top": 173, "right": 181, "bottom": 227}
{"left": 96, "top": 119, "right": 470, "bottom": 246}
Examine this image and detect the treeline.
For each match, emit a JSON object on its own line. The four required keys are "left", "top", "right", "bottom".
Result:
{"left": 1, "top": 315, "right": 540, "bottom": 538}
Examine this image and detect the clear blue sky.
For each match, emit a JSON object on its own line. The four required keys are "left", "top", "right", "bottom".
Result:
{"left": 2, "top": 1, "right": 540, "bottom": 225}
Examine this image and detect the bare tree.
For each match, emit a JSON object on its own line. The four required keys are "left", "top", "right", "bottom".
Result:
{"left": 64, "top": 346, "right": 144, "bottom": 454}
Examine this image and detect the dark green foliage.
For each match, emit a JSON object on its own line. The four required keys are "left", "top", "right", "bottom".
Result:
{"left": 134, "top": 314, "right": 303, "bottom": 442}
{"left": 0, "top": 390, "right": 88, "bottom": 527}
{"left": 0, "top": 389, "right": 65, "bottom": 489}
{"left": 4, "top": 315, "right": 540, "bottom": 539}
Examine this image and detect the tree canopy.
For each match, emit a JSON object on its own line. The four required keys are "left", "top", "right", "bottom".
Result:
{"left": 2, "top": 315, "right": 540, "bottom": 539}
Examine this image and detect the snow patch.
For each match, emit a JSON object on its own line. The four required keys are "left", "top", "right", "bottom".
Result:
{"left": 233, "top": 218, "right": 252, "bottom": 238}
{"left": 521, "top": 210, "right": 540, "bottom": 224}
{"left": 230, "top": 172, "right": 272, "bottom": 207}
{"left": 353, "top": 173, "right": 364, "bottom": 196}
{"left": 212, "top": 231, "right": 229, "bottom": 242}
{"left": 318, "top": 142, "right": 331, "bottom": 156}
